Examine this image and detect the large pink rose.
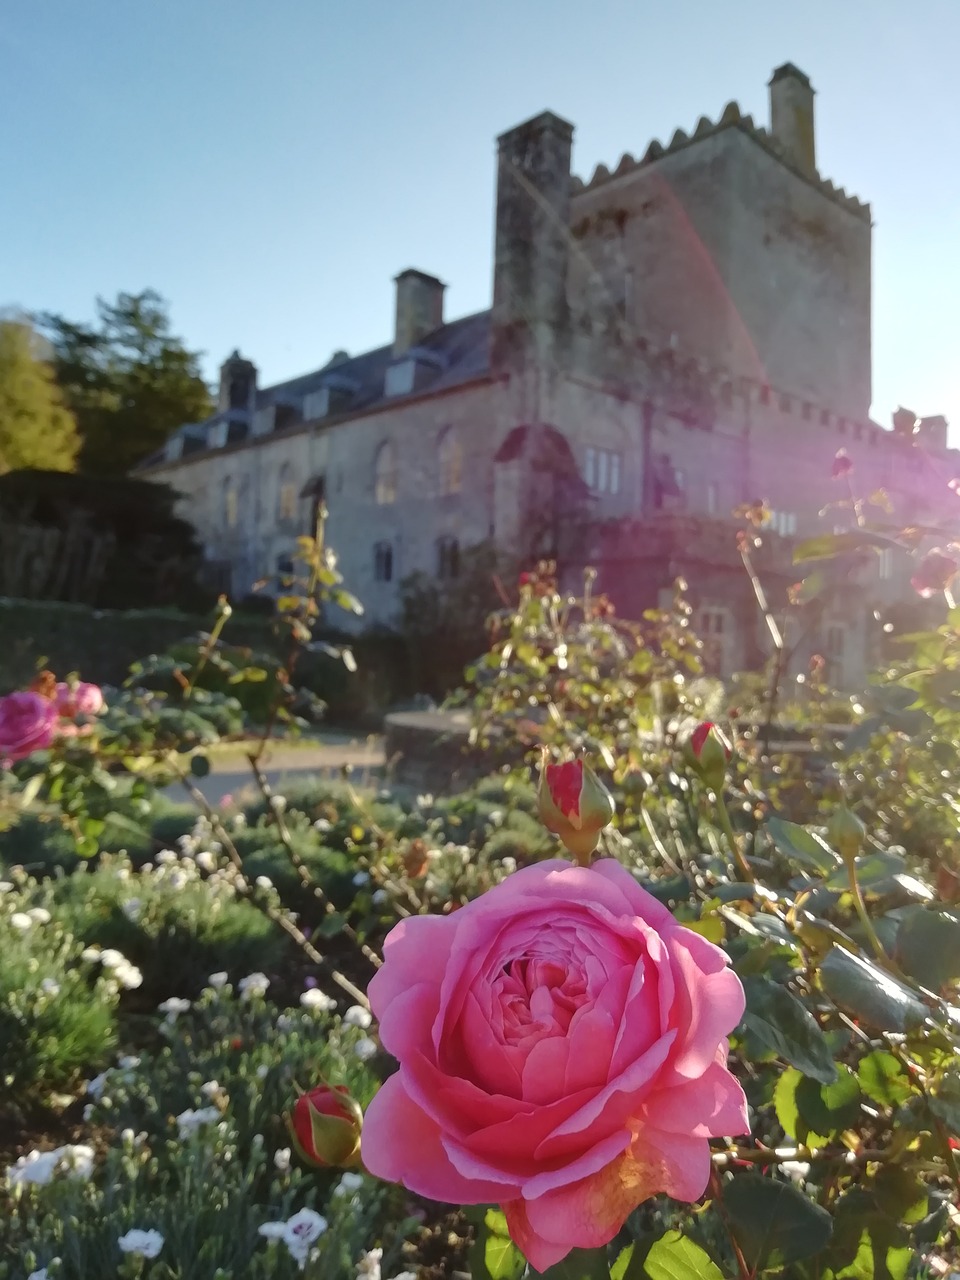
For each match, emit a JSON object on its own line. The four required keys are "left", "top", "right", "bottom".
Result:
{"left": 0, "top": 691, "right": 60, "bottom": 762}
{"left": 361, "top": 859, "right": 748, "bottom": 1270}
{"left": 55, "top": 681, "right": 104, "bottom": 718}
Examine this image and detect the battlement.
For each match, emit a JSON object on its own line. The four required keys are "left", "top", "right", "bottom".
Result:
{"left": 570, "top": 94, "right": 870, "bottom": 222}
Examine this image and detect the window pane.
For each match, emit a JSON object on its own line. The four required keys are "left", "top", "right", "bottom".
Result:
{"left": 609, "top": 453, "right": 621, "bottom": 496}
{"left": 597, "top": 450, "right": 608, "bottom": 493}
{"left": 584, "top": 448, "right": 595, "bottom": 488}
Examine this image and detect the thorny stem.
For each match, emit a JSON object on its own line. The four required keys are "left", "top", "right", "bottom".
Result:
{"left": 844, "top": 854, "right": 892, "bottom": 971}
{"left": 183, "top": 603, "right": 232, "bottom": 701}
{"left": 169, "top": 756, "right": 370, "bottom": 1009}
{"left": 247, "top": 753, "right": 382, "bottom": 969}
{"left": 715, "top": 791, "right": 755, "bottom": 884}
{"left": 709, "top": 1166, "right": 752, "bottom": 1280}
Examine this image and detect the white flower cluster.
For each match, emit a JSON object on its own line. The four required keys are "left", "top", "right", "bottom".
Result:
{"left": 259, "top": 1207, "right": 327, "bottom": 1271}
{"left": 300, "top": 987, "right": 337, "bottom": 1013}
{"left": 80, "top": 945, "right": 143, "bottom": 990}
{"left": 9, "top": 906, "right": 51, "bottom": 931}
{"left": 175, "top": 1107, "right": 221, "bottom": 1140}
{"left": 238, "top": 971, "right": 270, "bottom": 1000}
{"left": 7, "top": 1143, "right": 95, "bottom": 1187}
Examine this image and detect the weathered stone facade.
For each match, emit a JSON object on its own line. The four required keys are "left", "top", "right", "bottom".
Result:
{"left": 140, "top": 64, "right": 954, "bottom": 690}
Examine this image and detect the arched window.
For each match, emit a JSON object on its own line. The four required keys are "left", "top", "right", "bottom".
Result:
{"left": 437, "top": 535, "right": 460, "bottom": 580}
{"left": 374, "top": 441, "right": 397, "bottom": 505}
{"left": 277, "top": 462, "right": 297, "bottom": 522}
{"left": 223, "top": 477, "right": 238, "bottom": 530}
{"left": 438, "top": 426, "right": 463, "bottom": 496}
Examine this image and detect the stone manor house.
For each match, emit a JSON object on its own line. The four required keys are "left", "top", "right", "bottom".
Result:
{"left": 142, "top": 63, "right": 955, "bottom": 689}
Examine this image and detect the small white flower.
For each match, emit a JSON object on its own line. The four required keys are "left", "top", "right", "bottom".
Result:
{"left": 300, "top": 988, "right": 336, "bottom": 1012}
{"left": 352, "top": 871, "right": 370, "bottom": 887}
{"left": 272, "top": 795, "right": 287, "bottom": 813}
{"left": 82, "top": 1103, "right": 95, "bottom": 1121}
{"left": 60, "top": 1144, "right": 94, "bottom": 1179}
{"left": 118, "top": 1055, "right": 140, "bottom": 1072}
{"left": 200, "top": 1080, "right": 222, "bottom": 1099}
{"left": 238, "top": 972, "right": 270, "bottom": 1000}
{"left": 258, "top": 1221, "right": 288, "bottom": 1240}
{"left": 284, "top": 1208, "right": 327, "bottom": 1250}
{"left": 273, "top": 1146, "right": 292, "bottom": 1172}
{"left": 357, "top": 1247, "right": 383, "bottom": 1280}
{"left": 118, "top": 1228, "right": 164, "bottom": 1258}
{"left": 371, "top": 888, "right": 389, "bottom": 906}
{"left": 10, "top": 912, "right": 32, "bottom": 931}
{"left": 256, "top": 1063, "right": 270, "bottom": 1080}
{"left": 27, "top": 906, "right": 51, "bottom": 924}
{"left": 40, "top": 977, "right": 61, "bottom": 997}
{"left": 333, "top": 1170, "right": 364, "bottom": 1196}
{"left": 343, "top": 1005, "right": 372, "bottom": 1029}
{"left": 500, "top": 856, "right": 517, "bottom": 875}
{"left": 27, "top": 1267, "right": 51, "bottom": 1280}
{"left": 387, "top": 1273, "right": 418, "bottom": 1280}
{"left": 488, "top": 809, "right": 505, "bottom": 826}
{"left": 99, "top": 949, "right": 126, "bottom": 970}
{"left": 155, "top": 849, "right": 178, "bottom": 866}
{"left": 157, "top": 996, "right": 191, "bottom": 1023}
{"left": 0, "top": 880, "right": 13, "bottom": 893}
{"left": 121, "top": 898, "right": 142, "bottom": 921}
{"left": 7, "top": 1149, "right": 60, "bottom": 1186}
{"left": 255, "top": 875, "right": 274, "bottom": 890}
{"left": 276, "top": 1013, "right": 295, "bottom": 1033}
{"left": 208, "top": 971, "right": 228, "bottom": 990}
{"left": 313, "top": 818, "right": 332, "bottom": 833}
{"left": 416, "top": 793, "right": 434, "bottom": 809}
{"left": 175, "top": 1106, "right": 220, "bottom": 1139}
{"left": 353, "top": 1036, "right": 378, "bottom": 1061}
{"left": 81, "top": 945, "right": 101, "bottom": 962}
{"left": 115, "top": 961, "right": 143, "bottom": 990}
{"left": 196, "top": 850, "right": 217, "bottom": 873}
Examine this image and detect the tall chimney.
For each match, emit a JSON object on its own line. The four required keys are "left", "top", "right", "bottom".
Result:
{"left": 768, "top": 63, "right": 816, "bottom": 175}
{"left": 491, "top": 110, "right": 574, "bottom": 371}
{"left": 393, "top": 269, "right": 445, "bottom": 354}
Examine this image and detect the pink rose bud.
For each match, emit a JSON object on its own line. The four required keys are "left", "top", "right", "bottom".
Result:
{"left": 285, "top": 1083, "right": 363, "bottom": 1169}
{"left": 537, "top": 757, "right": 615, "bottom": 865}
{"left": 0, "top": 691, "right": 60, "bottom": 763}
{"left": 686, "top": 721, "right": 733, "bottom": 788}
{"left": 832, "top": 449, "right": 853, "bottom": 479}
{"left": 55, "top": 681, "right": 105, "bottom": 719}
{"left": 911, "top": 548, "right": 958, "bottom": 599}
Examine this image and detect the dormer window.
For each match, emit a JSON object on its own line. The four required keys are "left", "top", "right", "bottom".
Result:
{"left": 384, "top": 360, "right": 416, "bottom": 398}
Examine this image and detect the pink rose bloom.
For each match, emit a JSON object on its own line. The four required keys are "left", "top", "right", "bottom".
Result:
{"left": 0, "top": 691, "right": 60, "bottom": 763}
{"left": 55, "top": 681, "right": 104, "bottom": 719}
{"left": 361, "top": 859, "right": 748, "bottom": 1270}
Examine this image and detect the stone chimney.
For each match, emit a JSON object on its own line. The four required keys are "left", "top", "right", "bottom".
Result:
{"left": 768, "top": 63, "right": 816, "bottom": 175}
{"left": 492, "top": 110, "right": 574, "bottom": 371}
{"left": 393, "top": 269, "right": 445, "bottom": 354}
{"left": 218, "top": 349, "right": 257, "bottom": 416}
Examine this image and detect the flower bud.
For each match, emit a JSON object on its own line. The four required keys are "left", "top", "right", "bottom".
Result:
{"left": 284, "top": 1083, "right": 363, "bottom": 1169}
{"left": 538, "top": 756, "right": 615, "bottom": 866}
{"left": 826, "top": 805, "right": 866, "bottom": 865}
{"left": 685, "top": 721, "right": 733, "bottom": 789}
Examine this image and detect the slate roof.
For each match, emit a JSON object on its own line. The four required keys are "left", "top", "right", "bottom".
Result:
{"left": 141, "top": 310, "right": 492, "bottom": 470}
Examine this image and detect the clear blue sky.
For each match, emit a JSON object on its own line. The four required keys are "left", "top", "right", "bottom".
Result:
{"left": 2, "top": 1, "right": 957, "bottom": 436}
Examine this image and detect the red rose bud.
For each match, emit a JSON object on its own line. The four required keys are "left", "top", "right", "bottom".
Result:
{"left": 285, "top": 1083, "right": 363, "bottom": 1169}
{"left": 686, "top": 722, "right": 733, "bottom": 788}
{"left": 538, "top": 756, "right": 615, "bottom": 866}
{"left": 911, "top": 548, "right": 958, "bottom": 599}
{"left": 832, "top": 449, "right": 853, "bottom": 479}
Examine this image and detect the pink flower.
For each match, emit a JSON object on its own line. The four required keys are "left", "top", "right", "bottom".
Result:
{"left": 0, "top": 691, "right": 60, "bottom": 763}
{"left": 831, "top": 449, "right": 853, "bottom": 479}
{"left": 361, "top": 859, "right": 747, "bottom": 1271}
{"left": 55, "top": 681, "right": 104, "bottom": 719}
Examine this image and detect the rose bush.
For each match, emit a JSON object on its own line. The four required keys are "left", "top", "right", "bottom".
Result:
{"left": 55, "top": 680, "right": 105, "bottom": 719}
{"left": 361, "top": 858, "right": 747, "bottom": 1271}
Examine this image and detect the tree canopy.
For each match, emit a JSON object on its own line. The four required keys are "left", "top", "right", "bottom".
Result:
{"left": 40, "top": 289, "right": 213, "bottom": 476}
{"left": 0, "top": 317, "right": 81, "bottom": 474}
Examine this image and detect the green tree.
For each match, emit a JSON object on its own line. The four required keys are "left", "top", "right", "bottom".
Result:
{"left": 0, "top": 317, "right": 81, "bottom": 473}
{"left": 41, "top": 289, "right": 213, "bottom": 476}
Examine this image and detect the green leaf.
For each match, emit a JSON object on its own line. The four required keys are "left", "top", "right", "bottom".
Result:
{"left": 722, "top": 1173, "right": 833, "bottom": 1269}
{"left": 189, "top": 752, "right": 211, "bottom": 777}
{"left": 773, "top": 1067, "right": 803, "bottom": 1139}
{"left": 821, "top": 1188, "right": 911, "bottom": 1280}
{"left": 740, "top": 976, "right": 837, "bottom": 1084}
{"left": 857, "top": 1051, "right": 912, "bottom": 1106}
{"left": 643, "top": 1232, "right": 723, "bottom": 1280}
{"left": 468, "top": 1208, "right": 526, "bottom": 1280}
{"left": 796, "top": 1066, "right": 862, "bottom": 1141}
{"left": 825, "top": 852, "right": 906, "bottom": 894}
{"left": 18, "top": 770, "right": 45, "bottom": 808}
{"left": 895, "top": 906, "right": 960, "bottom": 990}
{"left": 532, "top": 1246, "right": 612, "bottom": 1279}
{"left": 766, "top": 816, "right": 840, "bottom": 873}
{"left": 819, "top": 947, "right": 927, "bottom": 1033}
